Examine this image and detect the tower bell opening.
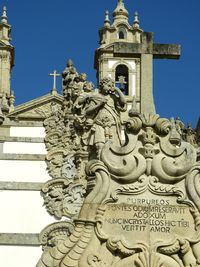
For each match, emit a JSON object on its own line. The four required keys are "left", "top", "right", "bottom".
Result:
{"left": 115, "top": 64, "right": 129, "bottom": 95}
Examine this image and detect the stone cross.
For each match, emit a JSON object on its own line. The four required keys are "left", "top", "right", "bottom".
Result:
{"left": 114, "top": 40, "right": 181, "bottom": 113}
{"left": 49, "top": 70, "right": 61, "bottom": 93}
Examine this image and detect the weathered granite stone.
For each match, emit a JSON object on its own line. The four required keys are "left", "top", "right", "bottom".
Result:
{"left": 39, "top": 221, "right": 74, "bottom": 250}
{"left": 0, "top": 136, "right": 44, "bottom": 142}
{"left": 0, "top": 153, "right": 46, "bottom": 160}
{"left": 42, "top": 179, "right": 86, "bottom": 219}
{"left": 0, "top": 181, "right": 43, "bottom": 190}
{"left": 37, "top": 64, "right": 200, "bottom": 266}
{"left": 0, "top": 2, "right": 198, "bottom": 267}
{"left": 0, "top": 233, "right": 40, "bottom": 245}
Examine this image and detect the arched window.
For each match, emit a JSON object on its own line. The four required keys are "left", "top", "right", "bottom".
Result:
{"left": 119, "top": 31, "right": 124, "bottom": 39}
{"left": 118, "top": 27, "right": 127, "bottom": 40}
{"left": 115, "top": 64, "right": 129, "bottom": 95}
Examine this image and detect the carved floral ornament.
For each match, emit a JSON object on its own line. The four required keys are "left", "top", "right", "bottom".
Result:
{"left": 42, "top": 178, "right": 86, "bottom": 219}
{"left": 38, "top": 62, "right": 200, "bottom": 267}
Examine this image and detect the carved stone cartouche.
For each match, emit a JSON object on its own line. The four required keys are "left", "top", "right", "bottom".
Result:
{"left": 38, "top": 80, "right": 200, "bottom": 267}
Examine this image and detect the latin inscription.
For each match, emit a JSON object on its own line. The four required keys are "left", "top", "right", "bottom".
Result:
{"left": 104, "top": 198, "right": 190, "bottom": 234}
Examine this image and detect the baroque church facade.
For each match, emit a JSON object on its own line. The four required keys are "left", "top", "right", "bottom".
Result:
{"left": 0, "top": 1, "right": 200, "bottom": 267}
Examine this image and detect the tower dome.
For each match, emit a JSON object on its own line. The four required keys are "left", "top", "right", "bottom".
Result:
{"left": 113, "top": 0, "right": 129, "bottom": 22}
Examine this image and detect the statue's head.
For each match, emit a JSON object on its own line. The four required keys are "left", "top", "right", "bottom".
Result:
{"left": 99, "top": 77, "right": 115, "bottom": 94}
{"left": 67, "top": 59, "right": 73, "bottom": 67}
{"left": 83, "top": 81, "right": 94, "bottom": 92}
{"left": 79, "top": 73, "right": 87, "bottom": 82}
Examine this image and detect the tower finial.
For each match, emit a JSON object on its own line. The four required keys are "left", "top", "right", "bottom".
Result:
{"left": 1, "top": 6, "right": 8, "bottom": 23}
{"left": 133, "top": 11, "right": 140, "bottom": 29}
{"left": 113, "top": 0, "right": 129, "bottom": 21}
{"left": 104, "top": 10, "right": 110, "bottom": 27}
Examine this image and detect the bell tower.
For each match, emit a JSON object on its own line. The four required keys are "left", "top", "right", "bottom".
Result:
{"left": 0, "top": 6, "right": 14, "bottom": 111}
{"left": 94, "top": 0, "right": 180, "bottom": 114}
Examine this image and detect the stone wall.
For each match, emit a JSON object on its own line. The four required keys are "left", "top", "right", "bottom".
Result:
{"left": 0, "top": 123, "right": 54, "bottom": 267}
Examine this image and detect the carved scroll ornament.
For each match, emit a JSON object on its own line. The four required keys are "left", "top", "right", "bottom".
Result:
{"left": 42, "top": 178, "right": 86, "bottom": 219}
{"left": 38, "top": 63, "right": 200, "bottom": 267}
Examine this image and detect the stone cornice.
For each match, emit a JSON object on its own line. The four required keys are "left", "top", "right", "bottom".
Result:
{"left": 0, "top": 153, "right": 46, "bottom": 160}
{"left": 0, "top": 181, "right": 43, "bottom": 190}
{"left": 0, "top": 136, "right": 44, "bottom": 142}
{"left": 0, "top": 233, "right": 40, "bottom": 245}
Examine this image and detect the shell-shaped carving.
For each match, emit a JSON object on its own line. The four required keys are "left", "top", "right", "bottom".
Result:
{"left": 126, "top": 117, "right": 142, "bottom": 134}
{"left": 140, "top": 113, "right": 160, "bottom": 127}
{"left": 155, "top": 118, "right": 171, "bottom": 135}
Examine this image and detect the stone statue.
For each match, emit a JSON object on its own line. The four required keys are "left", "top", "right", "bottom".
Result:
{"left": 74, "top": 73, "right": 87, "bottom": 92}
{"left": 185, "top": 124, "right": 197, "bottom": 147}
{"left": 39, "top": 64, "right": 200, "bottom": 267}
{"left": 62, "top": 59, "right": 79, "bottom": 109}
{"left": 62, "top": 59, "right": 78, "bottom": 89}
{"left": 84, "top": 77, "right": 127, "bottom": 157}
{"left": 72, "top": 76, "right": 127, "bottom": 158}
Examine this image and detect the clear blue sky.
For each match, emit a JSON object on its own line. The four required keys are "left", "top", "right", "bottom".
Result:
{"left": 2, "top": 0, "right": 200, "bottom": 127}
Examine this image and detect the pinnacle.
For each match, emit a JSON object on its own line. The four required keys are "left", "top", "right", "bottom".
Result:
{"left": 133, "top": 11, "right": 140, "bottom": 29}
{"left": 104, "top": 10, "right": 110, "bottom": 27}
{"left": 113, "top": 0, "right": 129, "bottom": 19}
{"left": 1, "top": 6, "right": 8, "bottom": 23}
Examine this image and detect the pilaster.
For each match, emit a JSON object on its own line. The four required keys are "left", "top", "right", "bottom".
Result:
{"left": 140, "top": 54, "right": 155, "bottom": 113}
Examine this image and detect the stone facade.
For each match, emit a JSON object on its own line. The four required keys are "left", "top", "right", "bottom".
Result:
{"left": 0, "top": 2, "right": 199, "bottom": 267}
{"left": 94, "top": 0, "right": 180, "bottom": 114}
